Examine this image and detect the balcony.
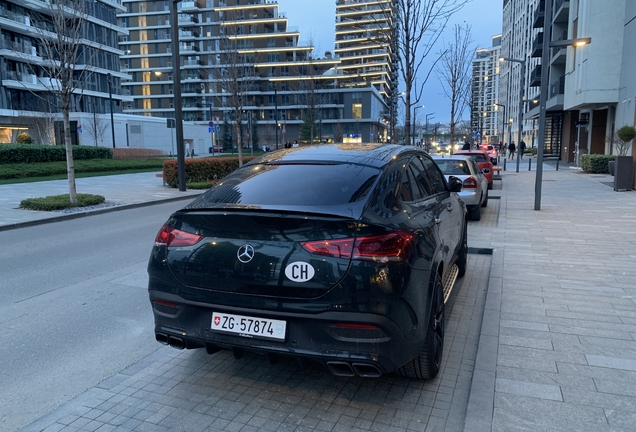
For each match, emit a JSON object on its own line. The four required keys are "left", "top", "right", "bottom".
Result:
{"left": 549, "top": 76, "right": 565, "bottom": 99}
{"left": 553, "top": 0, "right": 570, "bottom": 23}
{"left": 531, "top": 32, "right": 543, "bottom": 58}
{"left": 529, "top": 64, "right": 542, "bottom": 87}
{"left": 533, "top": 0, "right": 545, "bottom": 29}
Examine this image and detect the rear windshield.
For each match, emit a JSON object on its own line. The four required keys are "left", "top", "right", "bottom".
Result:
{"left": 434, "top": 159, "right": 471, "bottom": 175}
{"left": 195, "top": 163, "right": 380, "bottom": 207}
{"left": 471, "top": 154, "right": 487, "bottom": 162}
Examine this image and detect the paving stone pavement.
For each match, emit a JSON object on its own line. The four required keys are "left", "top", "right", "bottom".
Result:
{"left": 465, "top": 166, "right": 636, "bottom": 432}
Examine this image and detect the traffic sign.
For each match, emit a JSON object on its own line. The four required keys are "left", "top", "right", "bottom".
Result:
{"left": 209, "top": 121, "right": 214, "bottom": 127}
{"left": 208, "top": 127, "right": 214, "bottom": 133}
{"left": 216, "top": 125, "right": 220, "bottom": 132}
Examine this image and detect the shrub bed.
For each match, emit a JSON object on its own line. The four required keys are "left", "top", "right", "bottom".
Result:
{"left": 580, "top": 154, "right": 615, "bottom": 174}
{"left": 0, "top": 144, "right": 113, "bottom": 164}
{"left": 20, "top": 193, "right": 105, "bottom": 211}
{"left": 163, "top": 157, "right": 257, "bottom": 187}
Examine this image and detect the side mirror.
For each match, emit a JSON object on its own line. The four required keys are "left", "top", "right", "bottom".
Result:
{"left": 448, "top": 176, "right": 463, "bottom": 193}
{"left": 482, "top": 168, "right": 491, "bottom": 174}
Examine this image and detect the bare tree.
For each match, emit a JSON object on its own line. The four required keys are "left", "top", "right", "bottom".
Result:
{"left": 379, "top": 0, "right": 469, "bottom": 144}
{"left": 24, "top": 0, "right": 102, "bottom": 203}
{"left": 296, "top": 34, "right": 321, "bottom": 144}
{"left": 436, "top": 23, "right": 473, "bottom": 145}
{"left": 217, "top": 15, "right": 257, "bottom": 166}
{"left": 84, "top": 108, "right": 109, "bottom": 147}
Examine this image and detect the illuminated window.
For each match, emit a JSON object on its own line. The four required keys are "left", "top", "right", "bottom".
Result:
{"left": 352, "top": 103, "right": 362, "bottom": 119}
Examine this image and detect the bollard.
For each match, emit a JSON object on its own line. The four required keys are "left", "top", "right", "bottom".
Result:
{"left": 556, "top": 157, "right": 560, "bottom": 171}
{"left": 503, "top": 158, "right": 507, "bottom": 171}
{"left": 529, "top": 157, "right": 532, "bottom": 171}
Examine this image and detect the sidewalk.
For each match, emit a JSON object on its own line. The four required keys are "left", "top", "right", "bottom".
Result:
{"left": 0, "top": 172, "right": 202, "bottom": 231}
{"left": 465, "top": 164, "right": 636, "bottom": 431}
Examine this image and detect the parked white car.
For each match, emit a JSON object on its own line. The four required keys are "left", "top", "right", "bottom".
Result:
{"left": 432, "top": 155, "right": 489, "bottom": 221}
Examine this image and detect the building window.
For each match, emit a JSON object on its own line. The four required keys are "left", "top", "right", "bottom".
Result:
{"left": 352, "top": 103, "right": 362, "bottom": 119}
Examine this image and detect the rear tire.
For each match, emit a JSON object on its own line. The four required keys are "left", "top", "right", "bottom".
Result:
{"left": 397, "top": 273, "right": 445, "bottom": 380}
{"left": 456, "top": 223, "right": 468, "bottom": 277}
{"left": 469, "top": 205, "right": 481, "bottom": 221}
{"left": 481, "top": 190, "right": 489, "bottom": 208}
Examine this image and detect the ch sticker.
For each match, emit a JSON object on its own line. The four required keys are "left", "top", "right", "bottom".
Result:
{"left": 285, "top": 261, "right": 315, "bottom": 282}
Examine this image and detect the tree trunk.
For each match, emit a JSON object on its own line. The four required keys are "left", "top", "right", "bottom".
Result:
{"left": 63, "top": 104, "right": 77, "bottom": 204}
{"left": 235, "top": 121, "right": 243, "bottom": 167}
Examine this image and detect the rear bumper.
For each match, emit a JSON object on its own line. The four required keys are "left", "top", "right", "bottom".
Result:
{"left": 149, "top": 290, "right": 423, "bottom": 375}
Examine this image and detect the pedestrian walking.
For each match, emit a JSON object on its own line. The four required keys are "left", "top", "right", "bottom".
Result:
{"left": 185, "top": 142, "right": 191, "bottom": 158}
{"left": 519, "top": 140, "right": 526, "bottom": 159}
{"left": 508, "top": 141, "right": 516, "bottom": 160}
{"left": 462, "top": 142, "right": 471, "bottom": 150}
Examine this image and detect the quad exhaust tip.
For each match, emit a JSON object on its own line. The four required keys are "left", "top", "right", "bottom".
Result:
{"left": 155, "top": 333, "right": 186, "bottom": 350}
{"left": 326, "top": 361, "right": 382, "bottom": 378}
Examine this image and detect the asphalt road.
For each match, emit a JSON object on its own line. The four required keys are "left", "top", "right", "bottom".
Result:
{"left": 0, "top": 201, "right": 185, "bottom": 432}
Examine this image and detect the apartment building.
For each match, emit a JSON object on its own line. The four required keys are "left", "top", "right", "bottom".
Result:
{"left": 119, "top": 0, "right": 390, "bottom": 147}
{"left": 499, "top": 0, "right": 541, "bottom": 148}
{"left": 501, "top": 0, "right": 632, "bottom": 162}
{"left": 471, "top": 35, "right": 502, "bottom": 144}
{"left": 334, "top": 0, "right": 398, "bottom": 138}
{"left": 0, "top": 0, "right": 128, "bottom": 144}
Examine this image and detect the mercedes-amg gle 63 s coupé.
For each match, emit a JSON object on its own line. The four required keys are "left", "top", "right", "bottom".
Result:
{"left": 148, "top": 144, "right": 467, "bottom": 379}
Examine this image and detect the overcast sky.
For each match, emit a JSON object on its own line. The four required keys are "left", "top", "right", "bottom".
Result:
{"left": 276, "top": 0, "right": 503, "bottom": 125}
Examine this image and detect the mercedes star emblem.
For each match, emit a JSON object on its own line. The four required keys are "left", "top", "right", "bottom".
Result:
{"left": 237, "top": 244, "right": 255, "bottom": 263}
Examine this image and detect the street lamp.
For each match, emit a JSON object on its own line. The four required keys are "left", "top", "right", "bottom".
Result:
{"left": 499, "top": 56, "right": 526, "bottom": 173}
{"left": 170, "top": 0, "right": 186, "bottom": 192}
{"left": 106, "top": 73, "right": 116, "bottom": 149}
{"left": 534, "top": 0, "right": 591, "bottom": 209}
{"left": 425, "top": 113, "right": 435, "bottom": 152}
{"left": 413, "top": 104, "right": 425, "bottom": 146}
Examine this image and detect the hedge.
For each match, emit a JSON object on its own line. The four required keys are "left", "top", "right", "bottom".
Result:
{"left": 0, "top": 144, "right": 113, "bottom": 164}
{"left": 580, "top": 154, "right": 615, "bottom": 174}
{"left": 0, "top": 159, "right": 164, "bottom": 180}
{"left": 163, "top": 157, "right": 257, "bottom": 187}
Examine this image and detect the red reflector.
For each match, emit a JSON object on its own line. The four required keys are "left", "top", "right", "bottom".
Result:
{"left": 301, "top": 231, "right": 415, "bottom": 263}
{"left": 463, "top": 177, "right": 477, "bottom": 188}
{"left": 153, "top": 299, "right": 178, "bottom": 307}
{"left": 335, "top": 323, "right": 379, "bottom": 330}
{"left": 154, "top": 224, "right": 203, "bottom": 247}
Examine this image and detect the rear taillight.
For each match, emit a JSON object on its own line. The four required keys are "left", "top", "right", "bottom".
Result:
{"left": 300, "top": 231, "right": 415, "bottom": 263}
{"left": 463, "top": 177, "right": 478, "bottom": 188}
{"left": 154, "top": 224, "right": 203, "bottom": 247}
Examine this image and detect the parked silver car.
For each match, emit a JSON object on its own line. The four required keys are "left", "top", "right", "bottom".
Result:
{"left": 432, "top": 155, "right": 489, "bottom": 221}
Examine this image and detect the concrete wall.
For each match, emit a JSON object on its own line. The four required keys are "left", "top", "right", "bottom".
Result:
{"left": 616, "top": 0, "right": 636, "bottom": 148}
{"left": 564, "top": 0, "right": 625, "bottom": 110}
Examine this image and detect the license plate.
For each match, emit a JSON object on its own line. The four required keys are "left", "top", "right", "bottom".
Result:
{"left": 211, "top": 312, "right": 286, "bottom": 341}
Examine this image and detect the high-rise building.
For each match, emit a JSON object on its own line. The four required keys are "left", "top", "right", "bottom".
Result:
{"left": 334, "top": 0, "right": 398, "bottom": 137}
{"left": 499, "top": 0, "right": 541, "bottom": 148}
{"left": 471, "top": 35, "right": 502, "bottom": 144}
{"left": 0, "top": 0, "right": 128, "bottom": 144}
{"left": 119, "top": 0, "right": 390, "bottom": 145}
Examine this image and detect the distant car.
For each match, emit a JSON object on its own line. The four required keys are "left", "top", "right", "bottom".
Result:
{"left": 432, "top": 155, "right": 489, "bottom": 221}
{"left": 213, "top": 145, "right": 223, "bottom": 152}
{"left": 480, "top": 145, "right": 498, "bottom": 164}
{"left": 452, "top": 150, "right": 494, "bottom": 190}
{"left": 148, "top": 144, "right": 468, "bottom": 379}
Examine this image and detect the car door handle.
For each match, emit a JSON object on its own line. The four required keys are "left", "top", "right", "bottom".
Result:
{"left": 435, "top": 218, "right": 442, "bottom": 224}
